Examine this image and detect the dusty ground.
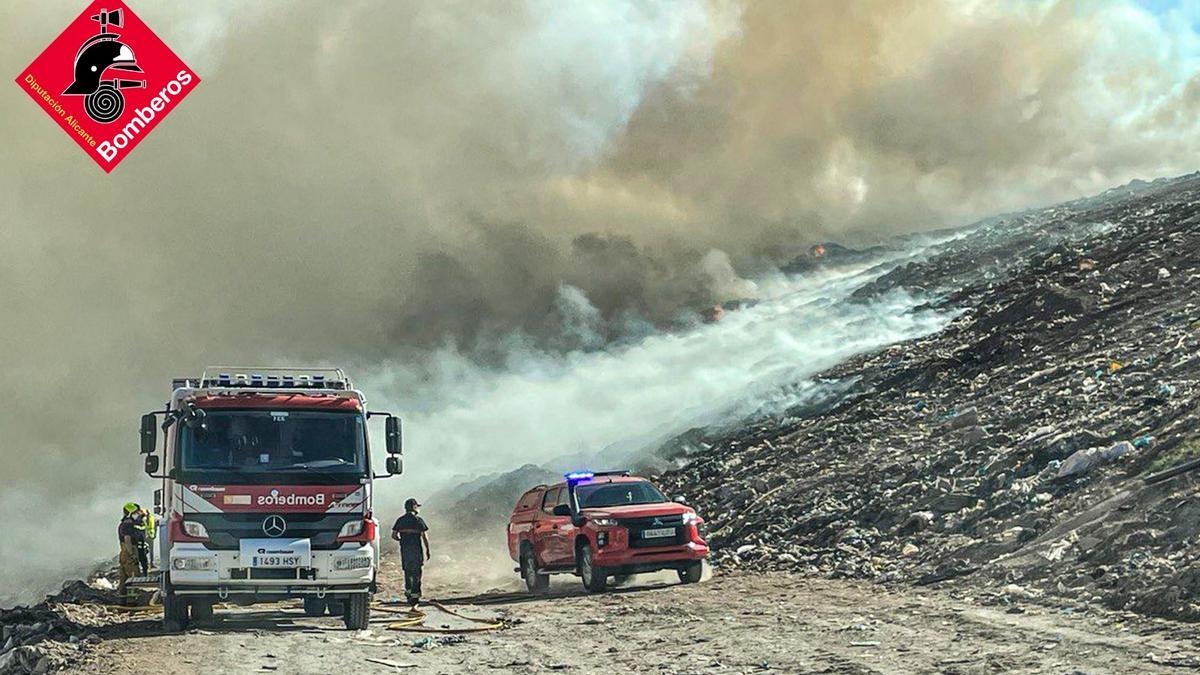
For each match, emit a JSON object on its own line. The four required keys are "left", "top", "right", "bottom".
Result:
{"left": 69, "top": 555, "right": 1200, "bottom": 674}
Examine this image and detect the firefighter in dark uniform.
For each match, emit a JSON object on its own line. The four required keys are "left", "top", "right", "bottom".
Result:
{"left": 117, "top": 503, "right": 144, "bottom": 603}
{"left": 391, "top": 498, "right": 430, "bottom": 607}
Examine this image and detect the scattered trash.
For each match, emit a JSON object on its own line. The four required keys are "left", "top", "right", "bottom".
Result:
{"left": 652, "top": 173, "right": 1200, "bottom": 621}
{"left": 365, "top": 657, "right": 417, "bottom": 669}
{"left": 948, "top": 407, "right": 979, "bottom": 429}
{"left": 1056, "top": 441, "right": 1136, "bottom": 480}
{"left": 410, "top": 636, "right": 437, "bottom": 651}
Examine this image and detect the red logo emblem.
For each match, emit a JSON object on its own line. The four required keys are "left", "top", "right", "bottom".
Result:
{"left": 14, "top": 1, "right": 200, "bottom": 172}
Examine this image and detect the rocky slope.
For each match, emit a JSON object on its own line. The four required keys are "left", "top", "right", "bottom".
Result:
{"left": 658, "top": 172, "right": 1200, "bottom": 620}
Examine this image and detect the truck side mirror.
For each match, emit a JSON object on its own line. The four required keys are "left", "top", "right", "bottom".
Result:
{"left": 386, "top": 455, "right": 403, "bottom": 475}
{"left": 552, "top": 504, "right": 571, "bottom": 517}
{"left": 140, "top": 413, "right": 157, "bottom": 454}
{"left": 386, "top": 416, "right": 402, "bottom": 455}
{"left": 144, "top": 454, "right": 160, "bottom": 475}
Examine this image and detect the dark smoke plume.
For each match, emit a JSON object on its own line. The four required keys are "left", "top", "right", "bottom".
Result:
{"left": 0, "top": 0, "right": 1196, "bottom": 604}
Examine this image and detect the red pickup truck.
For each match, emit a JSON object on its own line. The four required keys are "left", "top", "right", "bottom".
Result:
{"left": 507, "top": 471, "right": 709, "bottom": 592}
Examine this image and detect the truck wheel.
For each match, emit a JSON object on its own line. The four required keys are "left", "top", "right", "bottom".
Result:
{"left": 678, "top": 561, "right": 703, "bottom": 584}
{"left": 303, "top": 597, "right": 327, "bottom": 617}
{"left": 190, "top": 600, "right": 215, "bottom": 622}
{"left": 578, "top": 543, "right": 607, "bottom": 593}
{"left": 162, "top": 591, "right": 189, "bottom": 631}
{"left": 343, "top": 594, "right": 370, "bottom": 630}
{"left": 522, "top": 546, "right": 549, "bottom": 593}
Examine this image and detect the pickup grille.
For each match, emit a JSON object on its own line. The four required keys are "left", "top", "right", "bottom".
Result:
{"left": 620, "top": 514, "right": 687, "bottom": 548}
{"left": 186, "top": 513, "right": 359, "bottom": 550}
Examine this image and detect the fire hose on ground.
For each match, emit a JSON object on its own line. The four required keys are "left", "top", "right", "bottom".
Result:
{"left": 374, "top": 600, "right": 504, "bottom": 633}
{"left": 103, "top": 598, "right": 503, "bottom": 634}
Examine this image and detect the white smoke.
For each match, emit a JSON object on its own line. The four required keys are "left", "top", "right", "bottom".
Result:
{"left": 366, "top": 249, "right": 951, "bottom": 511}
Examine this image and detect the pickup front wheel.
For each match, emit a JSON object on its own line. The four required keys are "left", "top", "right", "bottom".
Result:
{"left": 578, "top": 543, "right": 607, "bottom": 593}
{"left": 678, "top": 560, "right": 703, "bottom": 584}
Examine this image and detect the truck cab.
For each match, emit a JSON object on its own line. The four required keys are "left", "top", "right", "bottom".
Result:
{"left": 508, "top": 471, "right": 709, "bottom": 593}
{"left": 139, "top": 367, "right": 403, "bottom": 630}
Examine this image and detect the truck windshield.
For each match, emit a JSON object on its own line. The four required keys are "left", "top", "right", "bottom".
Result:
{"left": 575, "top": 481, "right": 666, "bottom": 508}
{"left": 178, "top": 410, "right": 366, "bottom": 484}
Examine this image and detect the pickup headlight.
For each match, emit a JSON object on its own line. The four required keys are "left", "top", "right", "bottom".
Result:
{"left": 182, "top": 520, "right": 208, "bottom": 539}
{"left": 681, "top": 512, "right": 701, "bottom": 525}
{"left": 590, "top": 517, "right": 618, "bottom": 527}
{"left": 338, "top": 520, "right": 364, "bottom": 538}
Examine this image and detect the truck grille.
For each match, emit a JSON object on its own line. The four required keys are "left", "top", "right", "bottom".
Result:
{"left": 620, "top": 515, "right": 687, "bottom": 549}
{"left": 187, "top": 513, "right": 359, "bottom": 550}
{"left": 231, "top": 568, "right": 317, "bottom": 580}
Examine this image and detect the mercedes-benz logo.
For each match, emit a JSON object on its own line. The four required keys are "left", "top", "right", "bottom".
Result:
{"left": 263, "top": 515, "right": 286, "bottom": 537}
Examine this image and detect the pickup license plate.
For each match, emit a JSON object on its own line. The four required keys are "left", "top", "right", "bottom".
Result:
{"left": 252, "top": 554, "right": 302, "bottom": 568}
{"left": 642, "top": 527, "right": 676, "bottom": 539}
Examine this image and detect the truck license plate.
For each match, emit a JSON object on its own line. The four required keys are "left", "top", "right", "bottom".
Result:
{"left": 252, "top": 554, "right": 302, "bottom": 568}
{"left": 240, "top": 538, "right": 312, "bottom": 568}
{"left": 642, "top": 527, "right": 676, "bottom": 539}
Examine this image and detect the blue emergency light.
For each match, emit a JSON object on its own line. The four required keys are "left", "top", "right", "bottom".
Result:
{"left": 565, "top": 470, "right": 630, "bottom": 482}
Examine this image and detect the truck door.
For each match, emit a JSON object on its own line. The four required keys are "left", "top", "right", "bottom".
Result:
{"left": 535, "top": 487, "right": 570, "bottom": 566}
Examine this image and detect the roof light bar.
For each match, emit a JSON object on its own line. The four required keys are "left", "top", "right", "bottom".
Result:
{"left": 191, "top": 366, "right": 352, "bottom": 391}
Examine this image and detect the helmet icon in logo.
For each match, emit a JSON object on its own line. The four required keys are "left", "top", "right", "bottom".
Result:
{"left": 263, "top": 515, "right": 287, "bottom": 537}
{"left": 61, "top": 8, "right": 145, "bottom": 124}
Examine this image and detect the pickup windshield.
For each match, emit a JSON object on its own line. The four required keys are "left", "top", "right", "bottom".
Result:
{"left": 575, "top": 481, "right": 666, "bottom": 508}
{"left": 177, "top": 410, "right": 366, "bottom": 484}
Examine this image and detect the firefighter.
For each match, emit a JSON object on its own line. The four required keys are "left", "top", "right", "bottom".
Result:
{"left": 117, "top": 503, "right": 144, "bottom": 603}
{"left": 137, "top": 506, "right": 157, "bottom": 572}
{"left": 391, "top": 498, "right": 430, "bottom": 607}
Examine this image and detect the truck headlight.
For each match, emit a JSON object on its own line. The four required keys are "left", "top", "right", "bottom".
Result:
{"left": 171, "top": 557, "right": 213, "bottom": 571}
{"left": 334, "top": 556, "right": 372, "bottom": 570}
{"left": 182, "top": 521, "right": 208, "bottom": 539}
{"left": 681, "top": 512, "right": 701, "bottom": 525}
{"left": 590, "top": 517, "right": 618, "bottom": 527}
{"left": 338, "top": 520, "right": 364, "bottom": 538}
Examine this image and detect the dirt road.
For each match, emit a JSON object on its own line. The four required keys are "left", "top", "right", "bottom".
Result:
{"left": 73, "top": 558, "right": 1200, "bottom": 674}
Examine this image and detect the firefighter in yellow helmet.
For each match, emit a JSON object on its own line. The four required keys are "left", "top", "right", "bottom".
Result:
{"left": 117, "top": 503, "right": 144, "bottom": 603}
{"left": 137, "top": 506, "right": 156, "bottom": 573}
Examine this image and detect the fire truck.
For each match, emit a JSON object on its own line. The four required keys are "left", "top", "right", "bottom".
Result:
{"left": 138, "top": 367, "right": 402, "bottom": 630}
